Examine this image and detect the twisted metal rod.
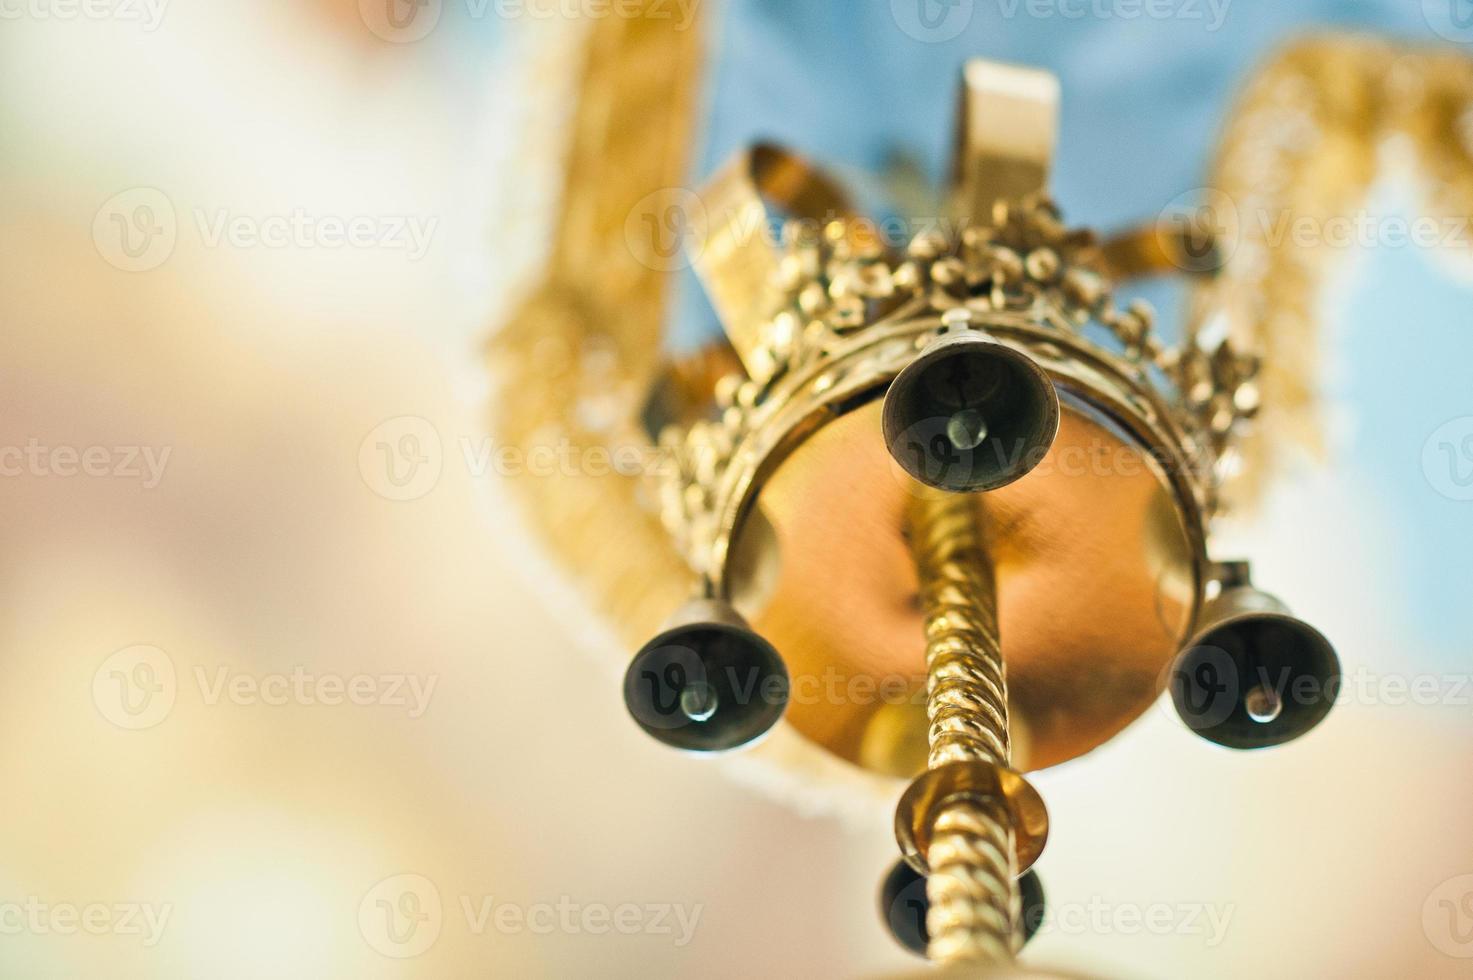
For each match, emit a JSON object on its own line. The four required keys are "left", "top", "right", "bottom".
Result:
{"left": 909, "top": 491, "right": 1020, "bottom": 966}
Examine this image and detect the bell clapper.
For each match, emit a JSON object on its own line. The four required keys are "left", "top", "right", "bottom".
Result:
{"left": 679, "top": 682, "right": 719, "bottom": 723}
{"left": 1244, "top": 683, "right": 1283, "bottom": 725}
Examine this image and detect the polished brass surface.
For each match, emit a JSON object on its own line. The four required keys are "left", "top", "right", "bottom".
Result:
{"left": 1098, "top": 220, "right": 1222, "bottom": 281}
{"left": 659, "top": 196, "right": 1231, "bottom": 618}
{"left": 692, "top": 145, "right": 857, "bottom": 384}
{"left": 951, "top": 61, "right": 1058, "bottom": 224}
{"left": 925, "top": 795, "right": 1019, "bottom": 965}
{"left": 905, "top": 491, "right": 1024, "bottom": 965}
{"left": 912, "top": 491, "right": 1012, "bottom": 770}
{"left": 750, "top": 396, "right": 1196, "bottom": 774}
{"left": 894, "top": 761, "right": 1048, "bottom": 879}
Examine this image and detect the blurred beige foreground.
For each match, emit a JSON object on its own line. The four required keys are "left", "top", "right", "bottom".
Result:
{"left": 0, "top": 3, "right": 1469, "bottom": 978}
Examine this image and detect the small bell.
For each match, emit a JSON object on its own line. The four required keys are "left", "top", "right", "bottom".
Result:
{"left": 624, "top": 598, "right": 789, "bottom": 752}
{"left": 879, "top": 858, "right": 1047, "bottom": 958}
{"left": 1169, "top": 563, "right": 1340, "bottom": 749}
{"left": 882, "top": 329, "right": 1060, "bottom": 492}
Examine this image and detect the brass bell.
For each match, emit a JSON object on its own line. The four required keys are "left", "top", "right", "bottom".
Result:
{"left": 623, "top": 598, "right": 789, "bottom": 752}
{"left": 879, "top": 858, "right": 1047, "bottom": 958}
{"left": 1169, "top": 563, "right": 1339, "bottom": 749}
{"left": 881, "top": 328, "right": 1060, "bottom": 492}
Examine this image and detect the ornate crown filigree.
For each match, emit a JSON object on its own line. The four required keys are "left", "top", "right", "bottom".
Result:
{"left": 658, "top": 195, "right": 1260, "bottom": 577}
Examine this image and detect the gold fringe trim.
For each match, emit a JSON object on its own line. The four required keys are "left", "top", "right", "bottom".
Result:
{"left": 486, "top": 8, "right": 706, "bottom": 646}
{"left": 1190, "top": 34, "right": 1473, "bottom": 509}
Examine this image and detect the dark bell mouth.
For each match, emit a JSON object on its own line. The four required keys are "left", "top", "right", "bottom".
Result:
{"left": 882, "top": 335, "right": 1059, "bottom": 493}
{"left": 623, "top": 623, "right": 789, "bottom": 752}
{"left": 1170, "top": 614, "right": 1339, "bottom": 749}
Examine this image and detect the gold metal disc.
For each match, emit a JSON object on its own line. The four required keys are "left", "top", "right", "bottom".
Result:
{"left": 746, "top": 395, "right": 1197, "bottom": 776}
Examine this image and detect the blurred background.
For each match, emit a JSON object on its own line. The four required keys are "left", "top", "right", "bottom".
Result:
{"left": 1, "top": 0, "right": 1472, "bottom": 977}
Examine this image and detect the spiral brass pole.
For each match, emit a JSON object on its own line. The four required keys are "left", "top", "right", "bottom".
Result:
{"left": 909, "top": 491, "right": 1020, "bottom": 966}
